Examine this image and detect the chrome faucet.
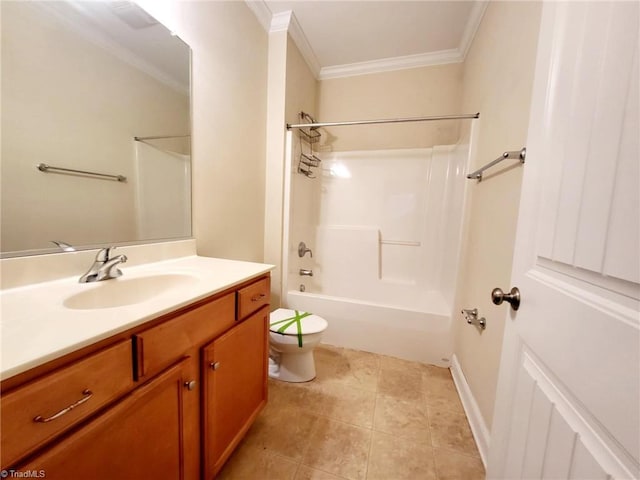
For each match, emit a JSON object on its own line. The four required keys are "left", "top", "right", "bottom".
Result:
{"left": 299, "top": 269, "right": 313, "bottom": 277}
{"left": 50, "top": 240, "right": 76, "bottom": 252}
{"left": 79, "top": 247, "right": 127, "bottom": 283}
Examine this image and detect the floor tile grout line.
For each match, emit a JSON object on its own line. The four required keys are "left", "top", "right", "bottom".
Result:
{"left": 305, "top": 410, "right": 376, "bottom": 432}
{"left": 297, "top": 413, "right": 373, "bottom": 480}
{"left": 309, "top": 412, "right": 374, "bottom": 430}
{"left": 364, "top": 393, "right": 378, "bottom": 480}
{"left": 296, "top": 410, "right": 321, "bottom": 470}
{"left": 432, "top": 444, "right": 483, "bottom": 460}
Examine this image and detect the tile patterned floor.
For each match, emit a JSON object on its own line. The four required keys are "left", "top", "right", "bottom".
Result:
{"left": 217, "top": 345, "right": 485, "bottom": 480}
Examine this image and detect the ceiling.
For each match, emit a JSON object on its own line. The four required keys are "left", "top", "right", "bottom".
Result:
{"left": 248, "top": 0, "right": 487, "bottom": 79}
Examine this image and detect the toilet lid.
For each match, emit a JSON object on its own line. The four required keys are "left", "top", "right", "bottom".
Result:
{"left": 269, "top": 308, "right": 328, "bottom": 335}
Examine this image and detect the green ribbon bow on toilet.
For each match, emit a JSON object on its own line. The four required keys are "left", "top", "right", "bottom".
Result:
{"left": 270, "top": 310, "right": 311, "bottom": 348}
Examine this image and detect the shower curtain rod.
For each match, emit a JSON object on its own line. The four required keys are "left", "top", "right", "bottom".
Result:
{"left": 134, "top": 134, "right": 190, "bottom": 141}
{"left": 287, "top": 113, "right": 479, "bottom": 130}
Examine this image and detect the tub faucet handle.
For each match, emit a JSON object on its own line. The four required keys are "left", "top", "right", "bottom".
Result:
{"left": 298, "top": 242, "right": 313, "bottom": 258}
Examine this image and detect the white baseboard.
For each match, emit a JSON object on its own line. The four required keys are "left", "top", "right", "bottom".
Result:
{"left": 450, "top": 354, "right": 491, "bottom": 467}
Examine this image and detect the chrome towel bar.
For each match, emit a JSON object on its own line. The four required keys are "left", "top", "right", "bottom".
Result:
{"left": 467, "top": 147, "right": 526, "bottom": 181}
{"left": 134, "top": 134, "right": 190, "bottom": 141}
{"left": 37, "top": 163, "right": 127, "bottom": 182}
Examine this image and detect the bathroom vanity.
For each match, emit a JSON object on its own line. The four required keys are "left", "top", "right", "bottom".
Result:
{"left": 0, "top": 255, "right": 272, "bottom": 479}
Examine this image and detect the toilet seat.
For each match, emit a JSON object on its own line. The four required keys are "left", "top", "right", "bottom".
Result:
{"left": 269, "top": 308, "right": 327, "bottom": 335}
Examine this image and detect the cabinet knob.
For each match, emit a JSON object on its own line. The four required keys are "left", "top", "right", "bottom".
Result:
{"left": 210, "top": 361, "right": 221, "bottom": 371}
{"left": 184, "top": 380, "right": 197, "bottom": 391}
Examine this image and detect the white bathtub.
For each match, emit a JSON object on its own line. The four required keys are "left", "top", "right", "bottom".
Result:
{"left": 285, "top": 289, "right": 453, "bottom": 366}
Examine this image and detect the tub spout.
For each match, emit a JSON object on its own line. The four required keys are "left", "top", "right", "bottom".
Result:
{"left": 299, "top": 269, "right": 313, "bottom": 277}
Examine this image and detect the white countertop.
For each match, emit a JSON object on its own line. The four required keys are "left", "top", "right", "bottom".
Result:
{"left": 0, "top": 255, "right": 274, "bottom": 380}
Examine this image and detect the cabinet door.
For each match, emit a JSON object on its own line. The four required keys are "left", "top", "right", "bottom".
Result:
{"left": 202, "top": 307, "right": 268, "bottom": 478}
{"left": 20, "top": 359, "right": 194, "bottom": 480}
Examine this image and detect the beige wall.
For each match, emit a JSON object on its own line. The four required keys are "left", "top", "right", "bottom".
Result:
{"left": 453, "top": 1, "right": 542, "bottom": 430}
{"left": 317, "top": 64, "right": 464, "bottom": 151}
{"left": 285, "top": 38, "right": 318, "bottom": 126}
{"left": 264, "top": 32, "right": 319, "bottom": 307}
{"left": 137, "top": 1, "right": 268, "bottom": 263}
{"left": 1, "top": 2, "right": 189, "bottom": 253}
{"left": 263, "top": 29, "right": 288, "bottom": 306}
{"left": 284, "top": 35, "right": 322, "bottom": 298}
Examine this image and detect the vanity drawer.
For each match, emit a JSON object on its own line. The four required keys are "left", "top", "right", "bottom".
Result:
{"left": 135, "top": 292, "right": 235, "bottom": 380}
{"left": 0, "top": 340, "right": 133, "bottom": 468}
{"left": 236, "top": 277, "right": 270, "bottom": 320}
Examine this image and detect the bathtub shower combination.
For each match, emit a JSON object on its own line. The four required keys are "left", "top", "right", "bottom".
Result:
{"left": 282, "top": 113, "right": 478, "bottom": 366}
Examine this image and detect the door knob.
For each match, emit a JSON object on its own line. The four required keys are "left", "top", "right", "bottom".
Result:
{"left": 184, "top": 380, "right": 197, "bottom": 391}
{"left": 210, "top": 361, "right": 220, "bottom": 371}
{"left": 491, "top": 287, "right": 521, "bottom": 311}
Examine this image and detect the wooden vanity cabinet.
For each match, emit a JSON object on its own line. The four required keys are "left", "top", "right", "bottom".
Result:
{"left": 2, "top": 273, "right": 270, "bottom": 479}
{"left": 203, "top": 306, "right": 269, "bottom": 478}
{"left": 0, "top": 340, "right": 134, "bottom": 469}
{"left": 20, "top": 359, "right": 192, "bottom": 480}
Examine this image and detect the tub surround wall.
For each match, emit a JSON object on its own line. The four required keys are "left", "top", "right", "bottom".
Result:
{"left": 451, "top": 0, "right": 543, "bottom": 459}
{"left": 134, "top": 143, "right": 191, "bottom": 241}
{"left": 290, "top": 146, "right": 468, "bottom": 309}
{"left": 441, "top": 135, "right": 474, "bottom": 307}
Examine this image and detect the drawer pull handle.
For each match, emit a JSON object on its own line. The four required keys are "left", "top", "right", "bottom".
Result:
{"left": 210, "top": 362, "right": 221, "bottom": 371}
{"left": 33, "top": 389, "right": 93, "bottom": 423}
{"left": 251, "top": 293, "right": 266, "bottom": 302}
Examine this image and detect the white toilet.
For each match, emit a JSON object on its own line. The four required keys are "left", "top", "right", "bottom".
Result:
{"left": 268, "top": 308, "right": 328, "bottom": 382}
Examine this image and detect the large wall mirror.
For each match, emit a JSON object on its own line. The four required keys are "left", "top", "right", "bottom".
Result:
{"left": 1, "top": 1, "right": 191, "bottom": 258}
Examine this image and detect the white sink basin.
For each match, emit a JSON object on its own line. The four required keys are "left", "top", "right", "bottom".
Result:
{"left": 63, "top": 273, "right": 200, "bottom": 310}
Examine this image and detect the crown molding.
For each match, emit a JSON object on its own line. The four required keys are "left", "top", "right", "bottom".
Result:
{"left": 263, "top": 8, "right": 321, "bottom": 79}
{"left": 245, "top": 0, "right": 488, "bottom": 80}
{"left": 319, "top": 49, "right": 463, "bottom": 80}
{"left": 270, "top": 10, "right": 291, "bottom": 33}
{"left": 244, "top": 0, "right": 272, "bottom": 33}
{"left": 287, "top": 12, "right": 321, "bottom": 78}
{"left": 318, "top": 0, "right": 488, "bottom": 80}
{"left": 459, "top": 1, "right": 489, "bottom": 58}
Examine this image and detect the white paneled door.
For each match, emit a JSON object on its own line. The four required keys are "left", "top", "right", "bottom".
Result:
{"left": 487, "top": 2, "right": 639, "bottom": 479}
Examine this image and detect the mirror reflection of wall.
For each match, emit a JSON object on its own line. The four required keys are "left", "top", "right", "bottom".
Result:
{"left": 0, "top": 1, "right": 191, "bottom": 257}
